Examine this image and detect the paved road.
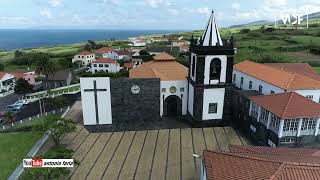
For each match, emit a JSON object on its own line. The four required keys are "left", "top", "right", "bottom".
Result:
{"left": 57, "top": 107, "right": 252, "bottom": 180}
{"left": 0, "top": 93, "right": 21, "bottom": 112}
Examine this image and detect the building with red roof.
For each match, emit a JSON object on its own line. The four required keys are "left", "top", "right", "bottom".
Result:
{"left": 12, "top": 71, "right": 35, "bottom": 85}
{"left": 0, "top": 72, "right": 15, "bottom": 96}
{"left": 95, "top": 47, "right": 119, "bottom": 60}
{"left": 72, "top": 51, "right": 95, "bottom": 66}
{"left": 201, "top": 145, "right": 320, "bottom": 180}
{"left": 91, "top": 58, "right": 120, "bottom": 74}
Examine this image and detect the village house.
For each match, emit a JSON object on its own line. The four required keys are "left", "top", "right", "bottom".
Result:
{"left": 91, "top": 58, "right": 120, "bottom": 74}
{"left": 12, "top": 71, "right": 36, "bottom": 85}
{"left": 46, "top": 70, "right": 72, "bottom": 89}
{"left": 201, "top": 145, "right": 320, "bottom": 180}
{"left": 116, "top": 50, "right": 135, "bottom": 60}
{"left": 95, "top": 47, "right": 119, "bottom": 60}
{"left": 232, "top": 61, "right": 320, "bottom": 146}
{"left": 131, "top": 39, "right": 147, "bottom": 47}
{"left": 0, "top": 72, "right": 15, "bottom": 93}
{"left": 72, "top": 51, "right": 95, "bottom": 66}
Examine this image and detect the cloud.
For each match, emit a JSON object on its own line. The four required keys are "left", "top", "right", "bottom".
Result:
{"left": 49, "top": 0, "right": 63, "bottom": 7}
{"left": 40, "top": 9, "right": 53, "bottom": 19}
{"left": 231, "top": 2, "right": 240, "bottom": 10}
{"left": 145, "top": 0, "right": 170, "bottom": 8}
{"left": 0, "top": 16, "right": 31, "bottom": 25}
{"left": 168, "top": 8, "right": 179, "bottom": 16}
{"left": 264, "top": 0, "right": 287, "bottom": 7}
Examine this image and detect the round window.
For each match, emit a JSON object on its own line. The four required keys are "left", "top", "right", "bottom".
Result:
{"left": 169, "top": 86, "right": 177, "bottom": 93}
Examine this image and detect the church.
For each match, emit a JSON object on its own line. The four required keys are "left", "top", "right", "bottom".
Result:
{"left": 80, "top": 11, "right": 236, "bottom": 132}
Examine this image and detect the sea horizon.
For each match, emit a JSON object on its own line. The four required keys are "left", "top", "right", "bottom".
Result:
{"left": 0, "top": 29, "right": 188, "bottom": 51}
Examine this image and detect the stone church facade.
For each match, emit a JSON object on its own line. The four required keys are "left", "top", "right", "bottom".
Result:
{"left": 80, "top": 11, "right": 236, "bottom": 132}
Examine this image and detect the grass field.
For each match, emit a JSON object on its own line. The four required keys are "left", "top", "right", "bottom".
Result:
{"left": 0, "top": 132, "right": 42, "bottom": 179}
{"left": 314, "top": 67, "right": 320, "bottom": 73}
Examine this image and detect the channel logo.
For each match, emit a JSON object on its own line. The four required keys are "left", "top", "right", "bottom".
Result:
{"left": 23, "top": 159, "right": 74, "bottom": 168}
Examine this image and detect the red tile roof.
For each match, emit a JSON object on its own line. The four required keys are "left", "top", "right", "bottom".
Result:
{"left": 124, "top": 62, "right": 134, "bottom": 69}
{"left": 95, "top": 47, "right": 114, "bottom": 54}
{"left": 92, "top": 58, "right": 117, "bottom": 64}
{"left": 12, "top": 72, "right": 25, "bottom": 79}
{"left": 78, "top": 51, "right": 93, "bottom": 55}
{"left": 129, "top": 53, "right": 188, "bottom": 81}
{"left": 0, "top": 72, "right": 6, "bottom": 79}
{"left": 153, "top": 52, "right": 176, "bottom": 61}
{"left": 265, "top": 63, "right": 316, "bottom": 75}
{"left": 234, "top": 60, "right": 320, "bottom": 90}
{"left": 250, "top": 92, "right": 320, "bottom": 119}
{"left": 204, "top": 146, "right": 320, "bottom": 180}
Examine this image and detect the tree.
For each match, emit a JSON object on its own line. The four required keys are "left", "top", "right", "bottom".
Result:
{"left": 0, "top": 63, "right": 4, "bottom": 71}
{"left": 44, "top": 116, "right": 76, "bottom": 145}
{"left": 48, "top": 96, "right": 66, "bottom": 109}
{"left": 58, "top": 57, "right": 72, "bottom": 68}
{"left": 34, "top": 58, "right": 56, "bottom": 90}
{"left": 4, "top": 112, "right": 16, "bottom": 124}
{"left": 240, "top": 28, "right": 250, "bottom": 33}
{"left": 14, "top": 78, "right": 34, "bottom": 95}
{"left": 139, "top": 49, "right": 150, "bottom": 56}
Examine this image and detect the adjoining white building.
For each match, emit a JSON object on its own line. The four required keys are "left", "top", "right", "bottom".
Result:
{"left": 96, "top": 47, "right": 119, "bottom": 60}
{"left": 233, "top": 60, "right": 320, "bottom": 103}
{"left": 72, "top": 51, "right": 95, "bottom": 66}
{"left": 130, "top": 52, "right": 189, "bottom": 117}
{"left": 0, "top": 72, "right": 15, "bottom": 93}
{"left": 91, "top": 58, "right": 120, "bottom": 74}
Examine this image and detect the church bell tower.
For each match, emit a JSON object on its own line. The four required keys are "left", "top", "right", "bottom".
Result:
{"left": 187, "top": 11, "right": 235, "bottom": 125}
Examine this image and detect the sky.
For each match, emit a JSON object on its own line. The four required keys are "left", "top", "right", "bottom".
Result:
{"left": 0, "top": 0, "right": 320, "bottom": 30}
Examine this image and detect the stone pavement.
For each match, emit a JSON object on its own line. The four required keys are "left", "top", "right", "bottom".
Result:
{"left": 59, "top": 102, "right": 251, "bottom": 180}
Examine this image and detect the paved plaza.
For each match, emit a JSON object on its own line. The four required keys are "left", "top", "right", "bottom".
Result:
{"left": 61, "top": 102, "right": 251, "bottom": 180}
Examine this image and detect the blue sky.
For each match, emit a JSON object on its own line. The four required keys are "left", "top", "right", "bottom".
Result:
{"left": 0, "top": 0, "right": 320, "bottom": 29}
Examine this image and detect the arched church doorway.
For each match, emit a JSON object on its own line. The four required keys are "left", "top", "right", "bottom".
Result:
{"left": 163, "top": 95, "right": 182, "bottom": 117}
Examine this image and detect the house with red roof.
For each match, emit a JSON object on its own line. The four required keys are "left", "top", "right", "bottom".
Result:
{"left": 12, "top": 71, "right": 36, "bottom": 85}
{"left": 72, "top": 51, "right": 95, "bottom": 66}
{"left": 95, "top": 47, "right": 119, "bottom": 60}
{"left": 201, "top": 145, "right": 320, "bottom": 180}
{"left": 91, "top": 58, "right": 120, "bottom": 74}
{"left": 232, "top": 61, "right": 320, "bottom": 146}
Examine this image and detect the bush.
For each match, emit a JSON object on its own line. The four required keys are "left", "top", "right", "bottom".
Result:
{"left": 23, "top": 145, "right": 78, "bottom": 179}
{"left": 48, "top": 96, "right": 66, "bottom": 109}
{"left": 0, "top": 63, "right": 4, "bottom": 71}
{"left": 12, "top": 52, "right": 50, "bottom": 66}
{"left": 240, "top": 28, "right": 250, "bottom": 33}
{"left": 310, "top": 48, "right": 320, "bottom": 55}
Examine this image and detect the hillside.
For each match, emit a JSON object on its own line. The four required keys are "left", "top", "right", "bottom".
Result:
{"left": 229, "top": 20, "right": 272, "bottom": 28}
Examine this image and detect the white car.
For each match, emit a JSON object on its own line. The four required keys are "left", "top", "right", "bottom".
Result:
{"left": 14, "top": 100, "right": 29, "bottom": 106}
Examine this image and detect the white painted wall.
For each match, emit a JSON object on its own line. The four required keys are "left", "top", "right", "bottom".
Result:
{"left": 202, "top": 88, "right": 225, "bottom": 120}
{"left": 102, "top": 51, "right": 119, "bottom": 60}
{"left": 234, "top": 70, "right": 320, "bottom": 103}
{"left": 295, "top": 90, "right": 320, "bottom": 103}
{"left": 91, "top": 63, "right": 120, "bottom": 74}
{"left": 72, "top": 54, "right": 95, "bottom": 66}
{"left": 0, "top": 73, "right": 15, "bottom": 91}
{"left": 190, "top": 53, "right": 197, "bottom": 82}
{"left": 80, "top": 77, "right": 112, "bottom": 125}
{"left": 233, "top": 70, "right": 284, "bottom": 95}
{"left": 204, "top": 55, "right": 227, "bottom": 85}
{"left": 188, "top": 83, "right": 194, "bottom": 116}
{"left": 160, "top": 80, "right": 188, "bottom": 116}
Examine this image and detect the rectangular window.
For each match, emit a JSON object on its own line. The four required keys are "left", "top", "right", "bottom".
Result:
{"left": 283, "top": 119, "right": 299, "bottom": 132}
{"left": 301, "top": 118, "right": 316, "bottom": 131}
{"left": 281, "top": 138, "right": 295, "bottom": 144}
{"left": 104, "top": 64, "right": 109, "bottom": 67}
{"left": 259, "top": 108, "right": 269, "bottom": 125}
{"left": 259, "top": 85, "right": 263, "bottom": 93}
{"left": 99, "top": 64, "right": 103, "bottom": 67}
{"left": 233, "top": 74, "right": 236, "bottom": 84}
{"left": 180, "top": 88, "right": 184, "bottom": 92}
{"left": 93, "top": 64, "right": 97, "bottom": 67}
{"left": 249, "top": 81, "right": 252, "bottom": 89}
{"left": 270, "top": 114, "right": 280, "bottom": 130}
{"left": 250, "top": 102, "right": 259, "bottom": 119}
{"left": 240, "top": 77, "right": 244, "bottom": 89}
{"left": 208, "top": 103, "right": 218, "bottom": 114}
{"left": 162, "top": 88, "right": 166, "bottom": 92}
{"left": 306, "top": 95, "right": 313, "bottom": 100}
{"left": 270, "top": 90, "right": 275, "bottom": 94}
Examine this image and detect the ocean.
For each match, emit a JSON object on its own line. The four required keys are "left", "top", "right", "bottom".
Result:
{"left": 0, "top": 29, "right": 183, "bottom": 50}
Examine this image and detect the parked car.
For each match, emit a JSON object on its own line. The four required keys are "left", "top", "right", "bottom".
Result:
{"left": 14, "top": 100, "right": 29, "bottom": 106}
{"left": 6, "top": 104, "right": 23, "bottom": 113}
